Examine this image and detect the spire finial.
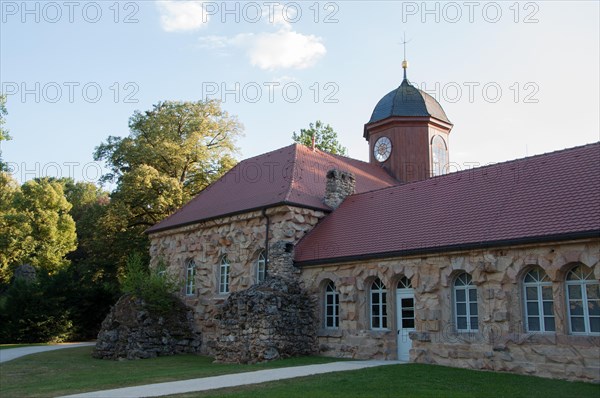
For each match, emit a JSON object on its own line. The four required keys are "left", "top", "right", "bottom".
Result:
{"left": 399, "top": 33, "right": 410, "bottom": 80}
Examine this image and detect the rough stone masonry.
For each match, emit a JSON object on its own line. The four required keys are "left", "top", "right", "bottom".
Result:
{"left": 213, "top": 241, "right": 318, "bottom": 363}
{"left": 93, "top": 295, "right": 201, "bottom": 360}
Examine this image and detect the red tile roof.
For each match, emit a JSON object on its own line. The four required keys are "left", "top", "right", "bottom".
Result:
{"left": 147, "top": 144, "right": 398, "bottom": 233}
{"left": 295, "top": 143, "right": 600, "bottom": 265}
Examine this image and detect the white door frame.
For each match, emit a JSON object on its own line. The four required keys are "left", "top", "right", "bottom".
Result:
{"left": 396, "top": 288, "right": 415, "bottom": 362}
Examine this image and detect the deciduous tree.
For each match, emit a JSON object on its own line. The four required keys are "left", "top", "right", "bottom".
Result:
{"left": 292, "top": 120, "right": 347, "bottom": 155}
{"left": 0, "top": 95, "right": 10, "bottom": 170}
{"left": 0, "top": 177, "right": 77, "bottom": 283}
{"left": 93, "top": 100, "right": 242, "bottom": 264}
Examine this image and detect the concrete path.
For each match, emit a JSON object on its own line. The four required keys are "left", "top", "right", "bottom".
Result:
{"left": 0, "top": 342, "right": 96, "bottom": 363}
{"left": 59, "top": 360, "right": 402, "bottom": 398}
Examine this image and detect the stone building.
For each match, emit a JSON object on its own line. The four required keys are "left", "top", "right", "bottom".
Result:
{"left": 147, "top": 64, "right": 600, "bottom": 382}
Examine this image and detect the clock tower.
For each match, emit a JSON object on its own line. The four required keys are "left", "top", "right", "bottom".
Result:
{"left": 364, "top": 60, "right": 453, "bottom": 183}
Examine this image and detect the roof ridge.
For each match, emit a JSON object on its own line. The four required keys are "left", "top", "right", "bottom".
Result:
{"left": 346, "top": 141, "right": 600, "bottom": 200}
{"left": 295, "top": 144, "right": 400, "bottom": 188}
{"left": 299, "top": 143, "right": 392, "bottom": 170}
{"left": 147, "top": 143, "right": 299, "bottom": 233}
{"left": 439, "top": 140, "right": 600, "bottom": 178}
{"left": 283, "top": 144, "right": 301, "bottom": 203}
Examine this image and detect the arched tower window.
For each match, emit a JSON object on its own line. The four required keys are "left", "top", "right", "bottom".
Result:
{"left": 523, "top": 267, "right": 555, "bottom": 332}
{"left": 219, "top": 255, "right": 230, "bottom": 294}
{"left": 370, "top": 278, "right": 388, "bottom": 330}
{"left": 324, "top": 281, "right": 340, "bottom": 329}
{"left": 566, "top": 265, "right": 599, "bottom": 335}
{"left": 256, "top": 251, "right": 266, "bottom": 283}
{"left": 431, "top": 135, "right": 448, "bottom": 177}
{"left": 454, "top": 272, "right": 478, "bottom": 331}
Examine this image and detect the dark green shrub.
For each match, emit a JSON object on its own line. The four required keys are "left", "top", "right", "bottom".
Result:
{"left": 120, "top": 253, "right": 178, "bottom": 314}
{"left": 0, "top": 277, "right": 73, "bottom": 343}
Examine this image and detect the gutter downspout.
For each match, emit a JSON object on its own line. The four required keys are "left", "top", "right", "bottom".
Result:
{"left": 262, "top": 208, "right": 270, "bottom": 275}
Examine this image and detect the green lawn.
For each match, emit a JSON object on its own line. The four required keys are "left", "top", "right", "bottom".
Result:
{"left": 167, "top": 364, "right": 600, "bottom": 398}
{"left": 1, "top": 347, "right": 598, "bottom": 398}
{"left": 0, "top": 346, "right": 342, "bottom": 398}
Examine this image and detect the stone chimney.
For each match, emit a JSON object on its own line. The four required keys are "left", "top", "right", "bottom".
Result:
{"left": 268, "top": 241, "right": 298, "bottom": 280}
{"left": 323, "top": 169, "right": 356, "bottom": 209}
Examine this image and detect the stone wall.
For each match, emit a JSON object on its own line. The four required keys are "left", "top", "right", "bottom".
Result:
{"left": 214, "top": 277, "right": 317, "bottom": 363}
{"left": 299, "top": 239, "right": 600, "bottom": 382}
{"left": 148, "top": 205, "right": 326, "bottom": 356}
{"left": 93, "top": 295, "right": 201, "bottom": 360}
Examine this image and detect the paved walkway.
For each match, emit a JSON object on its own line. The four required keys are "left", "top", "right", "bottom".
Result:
{"left": 0, "top": 342, "right": 96, "bottom": 363}
{"left": 59, "top": 360, "right": 402, "bottom": 398}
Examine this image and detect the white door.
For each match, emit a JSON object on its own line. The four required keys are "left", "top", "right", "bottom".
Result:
{"left": 396, "top": 278, "right": 415, "bottom": 361}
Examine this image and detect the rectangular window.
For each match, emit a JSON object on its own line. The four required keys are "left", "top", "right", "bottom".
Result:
{"left": 325, "top": 282, "right": 339, "bottom": 329}
{"left": 523, "top": 268, "right": 555, "bottom": 333}
{"left": 370, "top": 279, "right": 387, "bottom": 330}
{"left": 185, "top": 260, "right": 195, "bottom": 296}
{"left": 454, "top": 273, "right": 478, "bottom": 332}
{"left": 219, "top": 256, "right": 230, "bottom": 294}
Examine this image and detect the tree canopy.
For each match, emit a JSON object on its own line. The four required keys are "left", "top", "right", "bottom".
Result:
{"left": 0, "top": 99, "right": 243, "bottom": 342}
{"left": 0, "top": 95, "right": 10, "bottom": 170}
{"left": 0, "top": 176, "right": 77, "bottom": 283}
{"left": 0, "top": 95, "right": 8, "bottom": 142}
{"left": 93, "top": 100, "right": 242, "bottom": 264}
{"left": 292, "top": 120, "right": 347, "bottom": 155}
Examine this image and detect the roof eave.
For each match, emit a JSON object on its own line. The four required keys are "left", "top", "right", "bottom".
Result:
{"left": 364, "top": 116, "right": 453, "bottom": 140}
{"left": 146, "top": 200, "right": 332, "bottom": 235}
{"left": 294, "top": 230, "right": 600, "bottom": 267}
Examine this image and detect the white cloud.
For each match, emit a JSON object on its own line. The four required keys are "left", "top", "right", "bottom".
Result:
{"left": 189, "top": 1, "right": 326, "bottom": 70}
{"left": 199, "top": 29, "right": 326, "bottom": 70}
{"left": 246, "top": 29, "right": 326, "bottom": 70}
{"left": 156, "top": 1, "right": 208, "bottom": 32}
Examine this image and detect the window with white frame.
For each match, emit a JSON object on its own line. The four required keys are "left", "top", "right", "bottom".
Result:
{"left": 324, "top": 281, "right": 339, "bottom": 329}
{"left": 219, "top": 255, "right": 230, "bottom": 294}
{"left": 523, "top": 267, "right": 555, "bottom": 332}
{"left": 454, "top": 272, "right": 478, "bottom": 331}
{"left": 431, "top": 135, "right": 448, "bottom": 177}
{"left": 256, "top": 251, "right": 266, "bottom": 283}
{"left": 566, "top": 264, "right": 599, "bottom": 335}
{"left": 185, "top": 259, "right": 195, "bottom": 296}
{"left": 398, "top": 276, "right": 412, "bottom": 289}
{"left": 370, "top": 278, "right": 387, "bottom": 330}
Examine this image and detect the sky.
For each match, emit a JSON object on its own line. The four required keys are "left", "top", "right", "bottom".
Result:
{"left": 1, "top": 1, "right": 599, "bottom": 186}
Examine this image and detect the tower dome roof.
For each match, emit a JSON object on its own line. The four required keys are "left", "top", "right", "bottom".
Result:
{"left": 368, "top": 79, "right": 451, "bottom": 124}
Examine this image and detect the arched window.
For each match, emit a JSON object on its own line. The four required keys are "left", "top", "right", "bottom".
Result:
{"left": 566, "top": 265, "right": 599, "bottom": 335}
{"left": 397, "top": 276, "right": 412, "bottom": 289}
{"left": 185, "top": 259, "right": 195, "bottom": 296}
{"left": 256, "top": 251, "right": 266, "bottom": 283}
{"left": 431, "top": 135, "right": 448, "bottom": 177}
{"left": 523, "top": 267, "right": 555, "bottom": 332}
{"left": 219, "top": 255, "right": 230, "bottom": 294}
{"left": 370, "top": 278, "right": 387, "bottom": 330}
{"left": 454, "top": 273, "right": 478, "bottom": 331}
{"left": 324, "top": 281, "right": 339, "bottom": 329}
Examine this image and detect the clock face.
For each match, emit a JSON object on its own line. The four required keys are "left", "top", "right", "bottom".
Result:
{"left": 374, "top": 136, "right": 392, "bottom": 162}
